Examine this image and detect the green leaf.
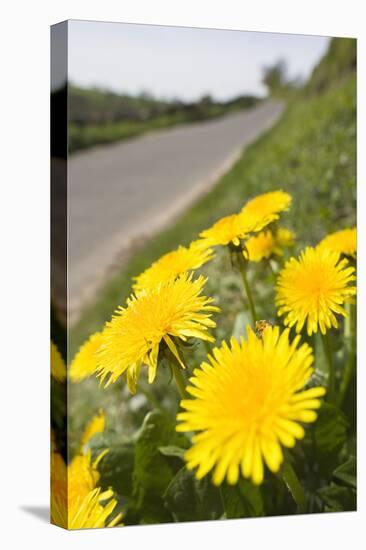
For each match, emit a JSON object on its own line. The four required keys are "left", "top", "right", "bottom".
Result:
{"left": 313, "top": 332, "right": 330, "bottom": 378}
{"left": 333, "top": 456, "right": 356, "bottom": 489}
{"left": 163, "top": 467, "right": 223, "bottom": 522}
{"left": 311, "top": 402, "right": 348, "bottom": 475}
{"left": 131, "top": 409, "right": 189, "bottom": 522}
{"left": 318, "top": 483, "right": 356, "bottom": 512}
{"left": 159, "top": 445, "right": 186, "bottom": 460}
{"left": 221, "top": 479, "right": 264, "bottom": 519}
{"left": 317, "top": 456, "right": 357, "bottom": 512}
{"left": 89, "top": 433, "right": 135, "bottom": 499}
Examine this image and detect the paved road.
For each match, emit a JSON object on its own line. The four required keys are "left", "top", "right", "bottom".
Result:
{"left": 68, "top": 101, "right": 284, "bottom": 318}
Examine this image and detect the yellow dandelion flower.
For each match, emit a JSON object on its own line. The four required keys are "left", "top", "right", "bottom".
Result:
{"left": 318, "top": 227, "right": 356, "bottom": 258}
{"left": 68, "top": 451, "right": 102, "bottom": 496}
{"left": 51, "top": 450, "right": 122, "bottom": 529}
{"left": 133, "top": 240, "right": 214, "bottom": 292}
{"left": 240, "top": 190, "right": 292, "bottom": 231}
{"left": 51, "top": 452, "right": 68, "bottom": 528}
{"left": 68, "top": 487, "right": 122, "bottom": 529}
{"left": 199, "top": 213, "right": 248, "bottom": 247}
{"left": 177, "top": 326, "right": 325, "bottom": 486}
{"left": 69, "top": 332, "right": 104, "bottom": 382}
{"left": 245, "top": 230, "right": 278, "bottom": 262}
{"left": 199, "top": 190, "right": 292, "bottom": 248}
{"left": 51, "top": 341, "right": 66, "bottom": 382}
{"left": 276, "top": 227, "right": 296, "bottom": 248}
{"left": 80, "top": 410, "right": 106, "bottom": 449}
{"left": 276, "top": 247, "right": 356, "bottom": 336}
{"left": 244, "top": 227, "right": 295, "bottom": 262}
{"left": 97, "top": 274, "right": 219, "bottom": 392}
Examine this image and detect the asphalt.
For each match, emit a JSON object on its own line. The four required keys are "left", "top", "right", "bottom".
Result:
{"left": 68, "top": 101, "right": 284, "bottom": 319}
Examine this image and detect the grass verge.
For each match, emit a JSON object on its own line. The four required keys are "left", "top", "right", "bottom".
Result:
{"left": 69, "top": 102, "right": 259, "bottom": 153}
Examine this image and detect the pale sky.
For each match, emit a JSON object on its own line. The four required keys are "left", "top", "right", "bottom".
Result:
{"left": 67, "top": 20, "right": 330, "bottom": 101}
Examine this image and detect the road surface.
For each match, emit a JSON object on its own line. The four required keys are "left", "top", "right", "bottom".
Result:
{"left": 68, "top": 101, "right": 284, "bottom": 319}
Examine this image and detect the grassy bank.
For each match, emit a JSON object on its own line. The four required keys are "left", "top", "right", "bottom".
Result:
{"left": 70, "top": 72, "right": 356, "bottom": 356}
{"left": 68, "top": 108, "right": 224, "bottom": 152}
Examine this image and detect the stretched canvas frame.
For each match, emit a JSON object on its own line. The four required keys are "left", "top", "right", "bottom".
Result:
{"left": 51, "top": 20, "right": 356, "bottom": 530}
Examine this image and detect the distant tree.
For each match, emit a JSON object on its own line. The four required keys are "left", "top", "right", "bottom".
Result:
{"left": 199, "top": 94, "right": 213, "bottom": 106}
{"left": 262, "top": 59, "right": 298, "bottom": 96}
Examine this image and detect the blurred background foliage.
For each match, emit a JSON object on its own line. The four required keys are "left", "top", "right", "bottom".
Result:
{"left": 68, "top": 86, "right": 259, "bottom": 152}
{"left": 52, "top": 36, "right": 356, "bottom": 523}
{"left": 304, "top": 37, "right": 356, "bottom": 94}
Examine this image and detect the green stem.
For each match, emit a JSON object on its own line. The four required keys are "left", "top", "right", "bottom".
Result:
{"left": 139, "top": 385, "right": 162, "bottom": 410}
{"left": 170, "top": 360, "right": 189, "bottom": 400}
{"left": 280, "top": 461, "right": 306, "bottom": 514}
{"left": 218, "top": 486, "right": 227, "bottom": 519}
{"left": 338, "top": 302, "right": 356, "bottom": 407}
{"left": 266, "top": 258, "right": 277, "bottom": 281}
{"left": 237, "top": 255, "right": 257, "bottom": 325}
{"left": 321, "top": 331, "right": 335, "bottom": 402}
{"left": 344, "top": 300, "right": 352, "bottom": 341}
{"left": 203, "top": 339, "right": 212, "bottom": 355}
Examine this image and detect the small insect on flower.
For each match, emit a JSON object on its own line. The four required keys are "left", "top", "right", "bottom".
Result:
{"left": 133, "top": 240, "right": 214, "bottom": 293}
{"left": 255, "top": 319, "right": 273, "bottom": 338}
{"left": 276, "top": 246, "right": 356, "bottom": 335}
{"left": 96, "top": 273, "right": 219, "bottom": 393}
{"left": 177, "top": 325, "right": 325, "bottom": 486}
{"left": 318, "top": 227, "right": 357, "bottom": 258}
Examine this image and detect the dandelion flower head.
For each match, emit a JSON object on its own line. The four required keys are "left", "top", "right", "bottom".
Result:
{"left": 318, "top": 227, "right": 356, "bottom": 258}
{"left": 245, "top": 227, "right": 296, "bottom": 262}
{"left": 199, "top": 213, "right": 248, "bottom": 247}
{"left": 97, "top": 274, "right": 219, "bottom": 392}
{"left": 276, "top": 227, "right": 296, "bottom": 248}
{"left": 69, "top": 332, "right": 104, "bottom": 382}
{"left": 177, "top": 326, "right": 325, "bottom": 485}
{"left": 245, "top": 230, "right": 278, "bottom": 262}
{"left": 51, "top": 450, "right": 122, "bottom": 529}
{"left": 240, "top": 190, "right": 292, "bottom": 232}
{"left": 199, "top": 191, "right": 292, "bottom": 248}
{"left": 80, "top": 410, "right": 106, "bottom": 449}
{"left": 276, "top": 246, "right": 356, "bottom": 335}
{"left": 133, "top": 240, "right": 214, "bottom": 292}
